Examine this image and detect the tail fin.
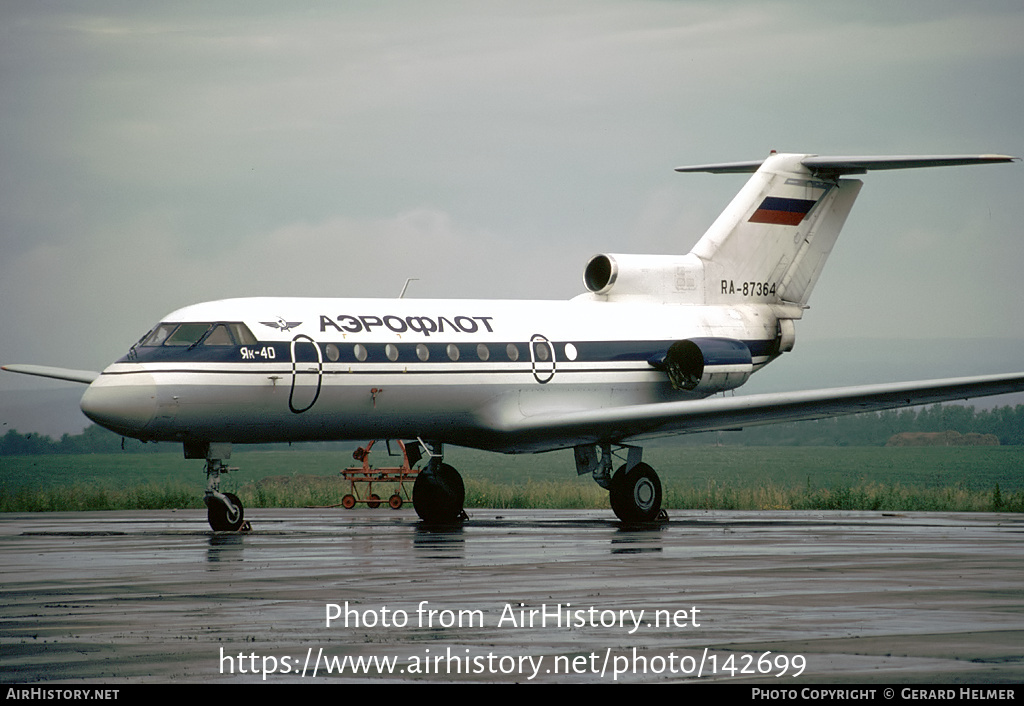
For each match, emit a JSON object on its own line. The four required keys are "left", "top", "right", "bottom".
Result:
{"left": 677, "top": 153, "right": 1015, "bottom": 307}
{"left": 578, "top": 153, "right": 1014, "bottom": 304}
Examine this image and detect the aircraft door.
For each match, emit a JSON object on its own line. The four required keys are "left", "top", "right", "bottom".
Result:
{"left": 529, "top": 334, "right": 556, "bottom": 384}
{"left": 289, "top": 334, "right": 323, "bottom": 413}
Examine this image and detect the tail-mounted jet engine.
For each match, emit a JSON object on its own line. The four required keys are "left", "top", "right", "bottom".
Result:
{"left": 583, "top": 253, "right": 704, "bottom": 301}
{"left": 649, "top": 338, "right": 753, "bottom": 392}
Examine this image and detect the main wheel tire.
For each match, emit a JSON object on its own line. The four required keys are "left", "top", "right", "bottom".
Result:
{"left": 388, "top": 494, "right": 403, "bottom": 510}
{"left": 207, "top": 492, "right": 245, "bottom": 531}
{"left": 609, "top": 463, "right": 662, "bottom": 523}
{"left": 367, "top": 493, "right": 382, "bottom": 509}
{"left": 413, "top": 463, "right": 465, "bottom": 523}
{"left": 341, "top": 494, "right": 356, "bottom": 509}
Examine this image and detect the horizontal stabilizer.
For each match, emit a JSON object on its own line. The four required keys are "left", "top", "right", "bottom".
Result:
{"left": 1, "top": 364, "right": 100, "bottom": 384}
{"left": 676, "top": 154, "right": 1018, "bottom": 176}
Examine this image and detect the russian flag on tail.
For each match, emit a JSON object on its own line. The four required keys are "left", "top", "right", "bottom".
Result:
{"left": 748, "top": 196, "right": 818, "bottom": 225}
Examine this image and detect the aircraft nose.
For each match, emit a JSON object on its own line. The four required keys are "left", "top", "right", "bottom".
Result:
{"left": 80, "top": 374, "right": 157, "bottom": 438}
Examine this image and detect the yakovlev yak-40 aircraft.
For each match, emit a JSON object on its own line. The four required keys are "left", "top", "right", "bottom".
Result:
{"left": 6, "top": 153, "right": 1024, "bottom": 530}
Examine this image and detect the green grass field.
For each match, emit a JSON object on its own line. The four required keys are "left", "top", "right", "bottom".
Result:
{"left": 2, "top": 445, "right": 1021, "bottom": 513}
{"left": 4, "top": 446, "right": 1019, "bottom": 512}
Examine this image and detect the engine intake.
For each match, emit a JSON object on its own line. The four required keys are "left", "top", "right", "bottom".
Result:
{"left": 583, "top": 254, "right": 617, "bottom": 293}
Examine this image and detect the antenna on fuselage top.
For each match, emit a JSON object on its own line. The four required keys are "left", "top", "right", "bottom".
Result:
{"left": 398, "top": 278, "right": 419, "bottom": 298}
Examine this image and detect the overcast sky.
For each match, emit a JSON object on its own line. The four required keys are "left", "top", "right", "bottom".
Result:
{"left": 2, "top": 1, "right": 1023, "bottom": 431}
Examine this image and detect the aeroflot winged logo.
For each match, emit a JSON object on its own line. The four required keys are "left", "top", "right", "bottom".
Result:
{"left": 261, "top": 317, "right": 302, "bottom": 332}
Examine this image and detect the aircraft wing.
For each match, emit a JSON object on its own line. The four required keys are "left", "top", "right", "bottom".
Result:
{"left": 1, "top": 364, "right": 100, "bottom": 384}
{"left": 493, "top": 373, "right": 1024, "bottom": 451}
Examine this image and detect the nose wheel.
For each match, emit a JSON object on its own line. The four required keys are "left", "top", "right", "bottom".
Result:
{"left": 206, "top": 491, "right": 246, "bottom": 532}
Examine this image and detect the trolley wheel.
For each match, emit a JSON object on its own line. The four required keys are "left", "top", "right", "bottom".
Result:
{"left": 341, "top": 494, "right": 356, "bottom": 509}
{"left": 367, "top": 494, "right": 381, "bottom": 509}
{"left": 388, "top": 494, "right": 403, "bottom": 510}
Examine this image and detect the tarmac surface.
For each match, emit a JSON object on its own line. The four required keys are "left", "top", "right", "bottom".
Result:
{"left": 2, "top": 508, "right": 1022, "bottom": 684}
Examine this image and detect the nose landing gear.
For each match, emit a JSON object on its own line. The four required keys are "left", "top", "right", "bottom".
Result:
{"left": 188, "top": 441, "right": 249, "bottom": 532}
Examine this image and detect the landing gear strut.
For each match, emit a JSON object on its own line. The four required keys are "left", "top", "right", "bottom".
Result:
{"left": 412, "top": 441, "right": 467, "bottom": 523}
{"left": 576, "top": 443, "right": 665, "bottom": 523}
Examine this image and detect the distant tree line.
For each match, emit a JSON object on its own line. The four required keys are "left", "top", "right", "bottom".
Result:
{"left": 0, "top": 425, "right": 345, "bottom": 456}
{"left": 690, "top": 404, "right": 1024, "bottom": 447}
{"left": 0, "top": 424, "right": 169, "bottom": 455}
{"left": 2, "top": 403, "right": 1023, "bottom": 455}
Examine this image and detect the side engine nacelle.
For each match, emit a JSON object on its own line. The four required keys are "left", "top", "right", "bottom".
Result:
{"left": 649, "top": 338, "right": 753, "bottom": 393}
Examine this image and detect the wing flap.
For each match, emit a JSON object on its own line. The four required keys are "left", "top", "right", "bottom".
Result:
{"left": 494, "top": 373, "right": 1024, "bottom": 451}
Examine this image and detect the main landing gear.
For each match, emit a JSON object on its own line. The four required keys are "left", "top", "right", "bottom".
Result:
{"left": 339, "top": 438, "right": 468, "bottom": 523}
{"left": 576, "top": 443, "right": 665, "bottom": 523}
{"left": 412, "top": 441, "right": 467, "bottom": 524}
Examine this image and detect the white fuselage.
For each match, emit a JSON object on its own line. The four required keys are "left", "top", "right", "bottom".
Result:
{"left": 79, "top": 296, "right": 784, "bottom": 453}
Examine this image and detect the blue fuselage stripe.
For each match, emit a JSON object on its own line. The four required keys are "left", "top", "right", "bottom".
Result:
{"left": 121, "top": 339, "right": 776, "bottom": 366}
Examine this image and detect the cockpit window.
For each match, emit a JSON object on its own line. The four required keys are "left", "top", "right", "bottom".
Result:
{"left": 202, "top": 324, "right": 235, "bottom": 346}
{"left": 228, "top": 323, "right": 258, "bottom": 345}
{"left": 163, "top": 323, "right": 213, "bottom": 346}
{"left": 140, "top": 324, "right": 178, "bottom": 347}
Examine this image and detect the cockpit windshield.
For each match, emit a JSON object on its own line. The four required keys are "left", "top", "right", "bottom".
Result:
{"left": 138, "top": 322, "right": 257, "bottom": 348}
